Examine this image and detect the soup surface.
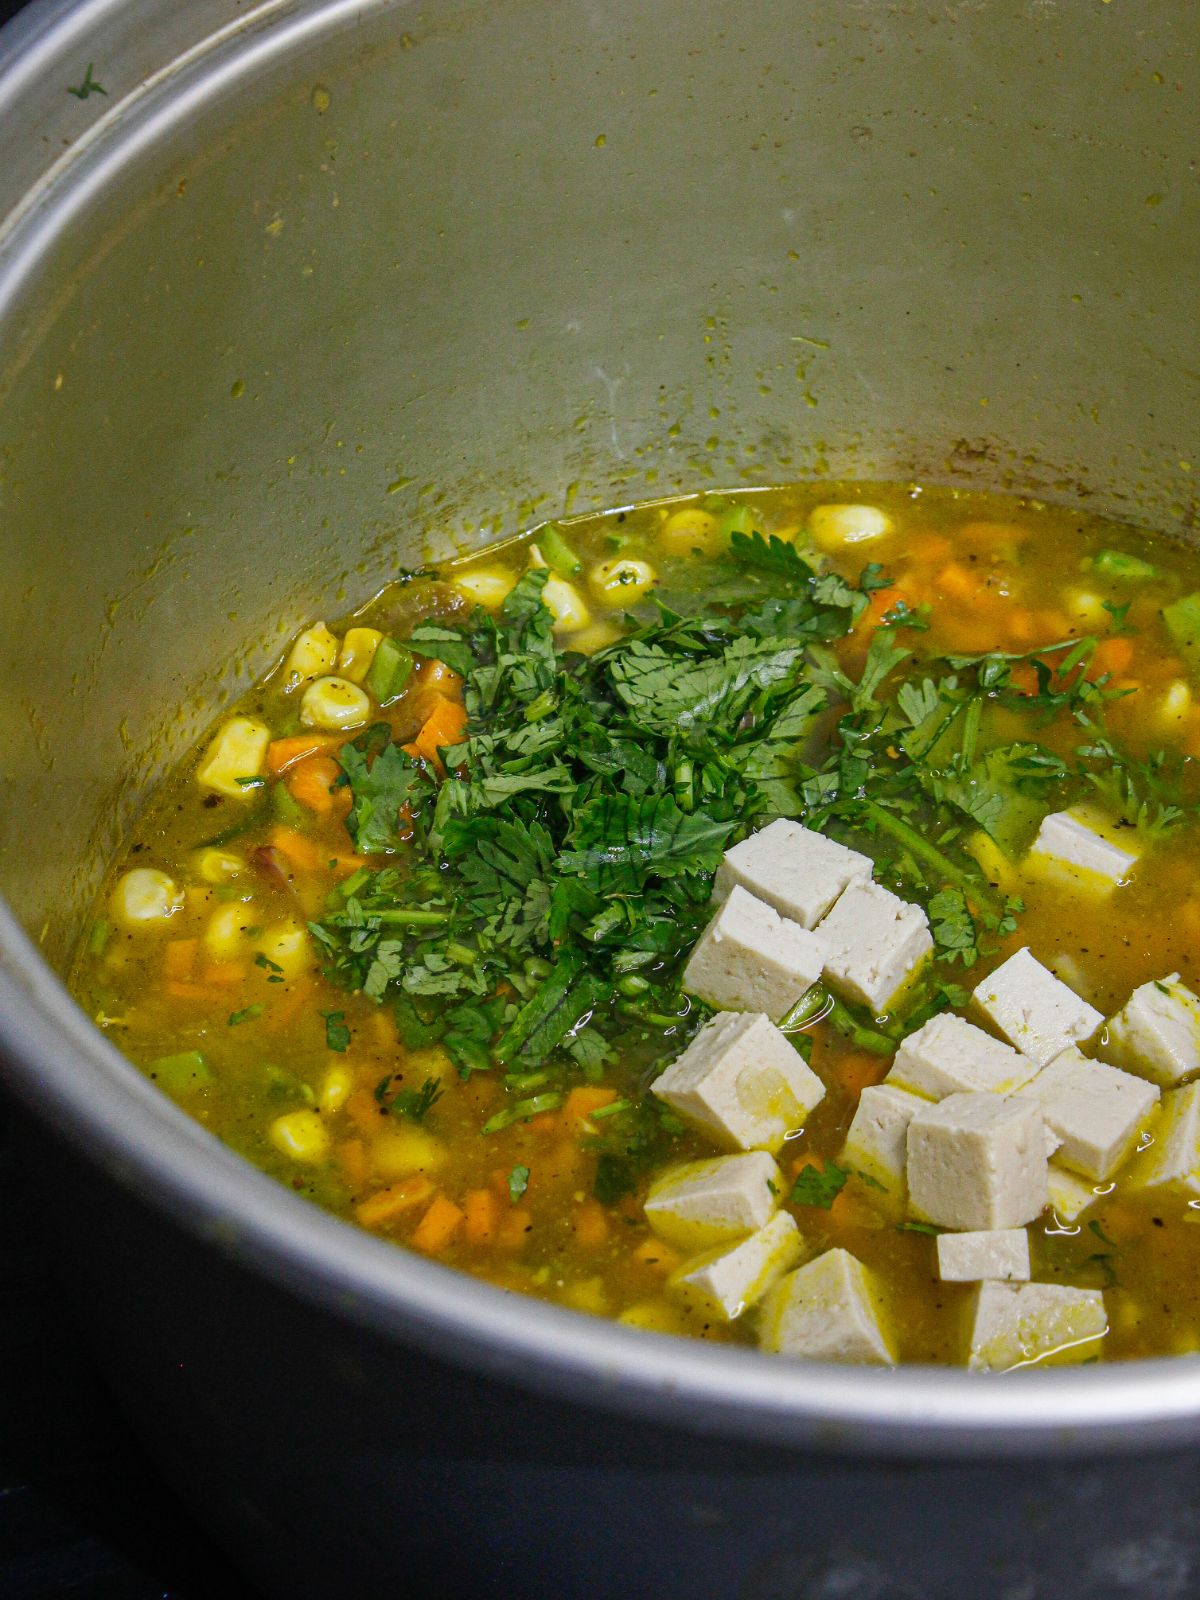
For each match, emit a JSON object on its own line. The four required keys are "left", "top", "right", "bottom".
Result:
{"left": 71, "top": 484, "right": 1200, "bottom": 1369}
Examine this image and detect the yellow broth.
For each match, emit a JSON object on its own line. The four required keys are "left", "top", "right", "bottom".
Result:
{"left": 70, "top": 484, "right": 1200, "bottom": 1364}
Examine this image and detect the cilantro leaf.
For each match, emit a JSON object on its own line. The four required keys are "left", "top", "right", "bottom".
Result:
{"left": 789, "top": 1161, "right": 849, "bottom": 1208}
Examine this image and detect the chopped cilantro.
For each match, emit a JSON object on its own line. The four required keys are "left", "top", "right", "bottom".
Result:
{"left": 321, "top": 1010, "right": 351, "bottom": 1052}
{"left": 227, "top": 1003, "right": 264, "bottom": 1027}
{"left": 789, "top": 1161, "right": 849, "bottom": 1209}
{"left": 508, "top": 1164, "right": 531, "bottom": 1204}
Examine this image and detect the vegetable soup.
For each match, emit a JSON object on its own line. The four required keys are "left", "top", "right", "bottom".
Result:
{"left": 71, "top": 484, "right": 1200, "bottom": 1369}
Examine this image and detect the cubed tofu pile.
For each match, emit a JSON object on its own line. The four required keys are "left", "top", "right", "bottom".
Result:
{"left": 646, "top": 817, "right": 1200, "bottom": 1371}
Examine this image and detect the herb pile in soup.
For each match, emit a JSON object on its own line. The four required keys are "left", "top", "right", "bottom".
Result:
{"left": 72, "top": 484, "right": 1200, "bottom": 1370}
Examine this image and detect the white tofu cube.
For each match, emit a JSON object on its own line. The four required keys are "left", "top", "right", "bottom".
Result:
{"left": 967, "top": 1281, "right": 1107, "bottom": 1371}
{"left": 758, "top": 1247, "right": 894, "bottom": 1365}
{"left": 1018, "top": 1047, "right": 1159, "bottom": 1181}
{"left": 907, "top": 1092, "right": 1047, "bottom": 1230}
{"left": 1126, "top": 1082, "right": 1200, "bottom": 1195}
{"left": 840, "top": 1084, "right": 926, "bottom": 1209}
{"left": 1106, "top": 974, "right": 1200, "bottom": 1089}
{"left": 672, "top": 1212, "right": 803, "bottom": 1321}
{"left": 682, "top": 886, "right": 826, "bottom": 1021}
{"left": 644, "top": 1152, "right": 782, "bottom": 1252}
{"left": 888, "top": 1013, "right": 1039, "bottom": 1101}
{"left": 1046, "top": 1162, "right": 1101, "bottom": 1222}
{"left": 1025, "top": 808, "right": 1139, "bottom": 895}
{"left": 651, "top": 1011, "right": 826, "bottom": 1154}
{"left": 712, "top": 819, "right": 871, "bottom": 930}
{"left": 815, "top": 879, "right": 933, "bottom": 1013}
{"left": 936, "top": 1228, "right": 1031, "bottom": 1283}
{"left": 971, "top": 947, "right": 1103, "bottom": 1067}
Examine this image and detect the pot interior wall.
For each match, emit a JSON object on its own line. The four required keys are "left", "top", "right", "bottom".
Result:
{"left": 0, "top": 0, "right": 1195, "bottom": 959}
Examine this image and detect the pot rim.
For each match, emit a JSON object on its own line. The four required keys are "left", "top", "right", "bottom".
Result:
{"left": 6, "top": 901, "right": 1200, "bottom": 1460}
{"left": 3, "top": 0, "right": 1200, "bottom": 1465}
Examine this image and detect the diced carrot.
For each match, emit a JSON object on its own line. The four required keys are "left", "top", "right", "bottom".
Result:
{"left": 162, "top": 938, "right": 199, "bottom": 982}
{"left": 346, "top": 1087, "right": 385, "bottom": 1137}
{"left": 286, "top": 755, "right": 351, "bottom": 818}
{"left": 908, "top": 533, "right": 953, "bottom": 565}
{"left": 463, "top": 1187, "right": 500, "bottom": 1246}
{"left": 199, "top": 960, "right": 247, "bottom": 987}
{"left": 562, "top": 1086, "right": 619, "bottom": 1129}
{"left": 263, "top": 974, "right": 313, "bottom": 1032}
{"left": 934, "top": 561, "right": 979, "bottom": 602}
{"left": 411, "top": 697, "right": 469, "bottom": 771}
{"left": 1088, "top": 635, "right": 1135, "bottom": 679}
{"left": 164, "top": 980, "right": 224, "bottom": 1003}
{"left": 835, "top": 1051, "right": 890, "bottom": 1097}
{"left": 413, "top": 657, "right": 465, "bottom": 701}
{"left": 525, "top": 1110, "right": 564, "bottom": 1138}
{"left": 266, "top": 824, "right": 324, "bottom": 875}
{"left": 497, "top": 1206, "right": 533, "bottom": 1251}
{"left": 411, "top": 1193, "right": 465, "bottom": 1253}
{"left": 356, "top": 1175, "right": 435, "bottom": 1230}
{"left": 337, "top": 1137, "right": 371, "bottom": 1192}
{"left": 572, "top": 1198, "right": 609, "bottom": 1251}
{"left": 266, "top": 733, "right": 343, "bottom": 777}
{"left": 1006, "top": 661, "right": 1041, "bottom": 696}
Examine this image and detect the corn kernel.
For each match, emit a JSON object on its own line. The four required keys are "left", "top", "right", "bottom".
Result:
{"left": 454, "top": 565, "right": 519, "bottom": 609}
{"left": 111, "top": 868, "right": 184, "bottom": 928}
{"left": 269, "top": 1109, "right": 330, "bottom": 1164}
{"left": 254, "top": 920, "right": 312, "bottom": 979}
{"left": 588, "top": 556, "right": 656, "bottom": 606}
{"left": 658, "top": 507, "right": 722, "bottom": 557}
{"left": 336, "top": 627, "right": 383, "bottom": 685}
{"left": 1065, "top": 588, "right": 1109, "bottom": 627}
{"left": 203, "top": 902, "right": 258, "bottom": 961}
{"left": 567, "top": 620, "right": 624, "bottom": 655}
{"left": 196, "top": 716, "right": 271, "bottom": 799}
{"left": 300, "top": 675, "right": 372, "bottom": 732}
{"left": 541, "top": 575, "right": 591, "bottom": 633}
{"left": 809, "top": 503, "right": 892, "bottom": 550}
{"left": 372, "top": 1124, "right": 447, "bottom": 1179}
{"left": 406, "top": 1046, "right": 454, "bottom": 1082}
{"left": 193, "top": 848, "right": 244, "bottom": 884}
{"left": 319, "top": 1063, "right": 355, "bottom": 1116}
{"left": 1160, "top": 678, "right": 1192, "bottom": 729}
{"left": 285, "top": 622, "right": 339, "bottom": 684}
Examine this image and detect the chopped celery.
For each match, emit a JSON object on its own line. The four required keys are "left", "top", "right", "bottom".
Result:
{"left": 1092, "top": 548, "right": 1159, "bottom": 580}
{"left": 149, "top": 1050, "right": 213, "bottom": 1094}
{"left": 1163, "top": 592, "right": 1200, "bottom": 678}
{"left": 365, "top": 636, "right": 414, "bottom": 705}
{"left": 539, "top": 523, "right": 583, "bottom": 577}
{"left": 717, "top": 504, "right": 756, "bottom": 539}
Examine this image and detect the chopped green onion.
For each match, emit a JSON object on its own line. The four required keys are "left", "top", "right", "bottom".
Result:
{"left": 589, "top": 1097, "right": 632, "bottom": 1120}
{"left": 483, "top": 1092, "right": 564, "bottom": 1134}
{"left": 88, "top": 920, "right": 110, "bottom": 957}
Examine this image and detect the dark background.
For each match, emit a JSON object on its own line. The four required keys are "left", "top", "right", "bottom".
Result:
{"left": 0, "top": 2, "right": 257, "bottom": 1593}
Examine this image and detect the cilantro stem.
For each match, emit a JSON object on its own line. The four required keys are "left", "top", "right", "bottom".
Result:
{"left": 859, "top": 800, "right": 1003, "bottom": 918}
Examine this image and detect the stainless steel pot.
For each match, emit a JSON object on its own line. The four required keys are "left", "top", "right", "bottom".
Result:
{"left": 1, "top": 2, "right": 1198, "bottom": 1595}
